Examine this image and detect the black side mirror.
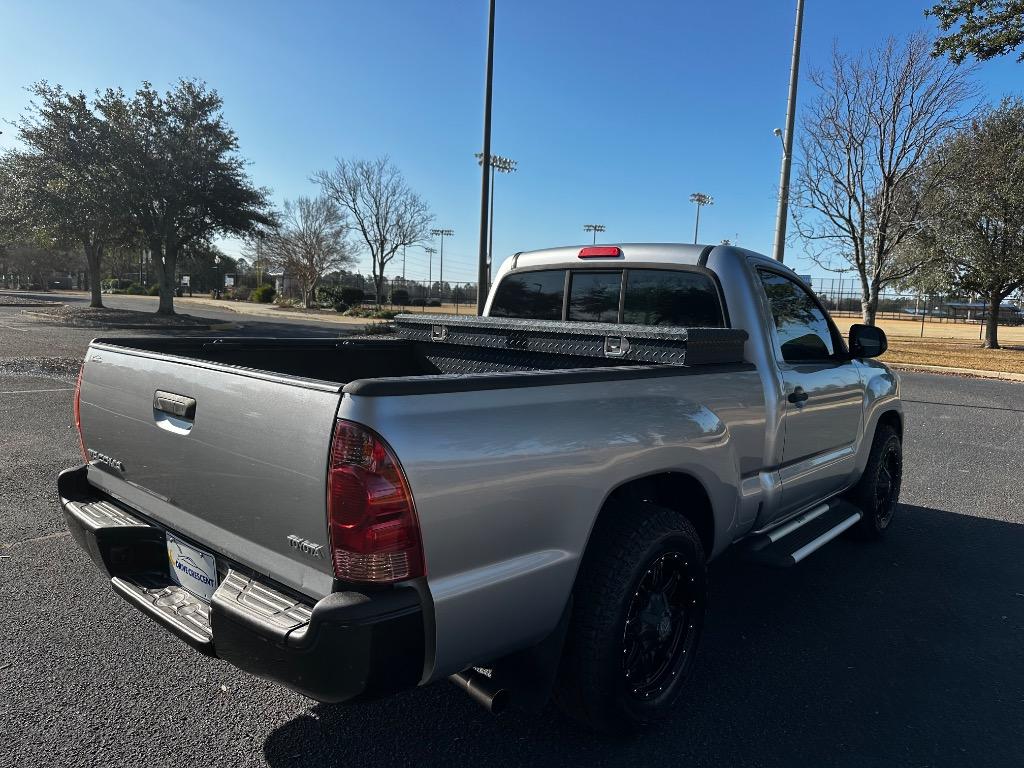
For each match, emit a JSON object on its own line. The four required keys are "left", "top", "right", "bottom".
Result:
{"left": 849, "top": 323, "right": 887, "bottom": 358}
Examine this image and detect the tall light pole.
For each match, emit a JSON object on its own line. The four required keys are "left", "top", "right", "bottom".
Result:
{"left": 475, "top": 153, "right": 516, "bottom": 277}
{"left": 431, "top": 228, "right": 454, "bottom": 298}
{"left": 772, "top": 0, "right": 806, "bottom": 263}
{"left": 476, "top": 0, "right": 497, "bottom": 315}
{"left": 583, "top": 224, "right": 606, "bottom": 244}
{"left": 689, "top": 193, "right": 713, "bottom": 244}
{"left": 424, "top": 246, "right": 437, "bottom": 298}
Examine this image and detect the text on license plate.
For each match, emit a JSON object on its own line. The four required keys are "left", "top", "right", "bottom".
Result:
{"left": 167, "top": 532, "right": 218, "bottom": 601}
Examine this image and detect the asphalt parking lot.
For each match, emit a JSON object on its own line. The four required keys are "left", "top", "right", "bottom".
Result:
{"left": 1, "top": 304, "right": 1022, "bottom": 768}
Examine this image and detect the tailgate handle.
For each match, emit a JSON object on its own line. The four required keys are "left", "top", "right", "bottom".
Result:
{"left": 153, "top": 391, "right": 197, "bottom": 420}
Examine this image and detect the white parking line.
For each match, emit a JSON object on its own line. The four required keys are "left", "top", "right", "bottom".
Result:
{"left": 0, "top": 323, "right": 31, "bottom": 332}
{"left": 0, "top": 388, "right": 75, "bottom": 395}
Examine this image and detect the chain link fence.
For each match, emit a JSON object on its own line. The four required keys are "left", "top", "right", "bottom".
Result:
{"left": 807, "top": 277, "right": 1024, "bottom": 327}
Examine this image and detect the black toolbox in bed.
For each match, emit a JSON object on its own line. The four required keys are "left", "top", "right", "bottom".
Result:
{"left": 393, "top": 314, "right": 748, "bottom": 367}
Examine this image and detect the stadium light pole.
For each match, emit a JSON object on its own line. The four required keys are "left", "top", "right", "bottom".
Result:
{"left": 431, "top": 228, "right": 454, "bottom": 298}
{"left": 772, "top": 0, "right": 805, "bottom": 263}
{"left": 476, "top": 0, "right": 496, "bottom": 315}
{"left": 423, "top": 246, "right": 437, "bottom": 299}
{"left": 476, "top": 153, "right": 516, "bottom": 279}
{"left": 689, "top": 193, "right": 713, "bottom": 244}
{"left": 583, "top": 224, "right": 606, "bottom": 245}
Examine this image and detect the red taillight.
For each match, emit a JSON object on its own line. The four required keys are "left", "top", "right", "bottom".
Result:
{"left": 74, "top": 363, "right": 88, "bottom": 462}
{"left": 327, "top": 420, "right": 424, "bottom": 583}
{"left": 578, "top": 246, "right": 622, "bottom": 258}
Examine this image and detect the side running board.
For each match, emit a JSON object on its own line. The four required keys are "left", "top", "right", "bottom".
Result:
{"left": 745, "top": 500, "right": 862, "bottom": 567}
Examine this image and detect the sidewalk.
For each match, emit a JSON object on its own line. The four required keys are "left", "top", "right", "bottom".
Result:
{"left": 888, "top": 363, "right": 1024, "bottom": 383}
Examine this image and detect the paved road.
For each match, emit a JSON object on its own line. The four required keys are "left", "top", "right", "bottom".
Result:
{"left": 1, "top": 310, "right": 1022, "bottom": 767}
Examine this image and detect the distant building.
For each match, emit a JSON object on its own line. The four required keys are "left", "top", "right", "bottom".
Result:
{"left": 944, "top": 301, "right": 1023, "bottom": 323}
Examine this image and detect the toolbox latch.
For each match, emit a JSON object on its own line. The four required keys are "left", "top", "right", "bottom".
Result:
{"left": 431, "top": 325, "right": 449, "bottom": 341}
{"left": 604, "top": 336, "right": 630, "bottom": 357}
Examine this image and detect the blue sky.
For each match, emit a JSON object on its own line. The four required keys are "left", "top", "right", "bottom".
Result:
{"left": 1, "top": 0, "right": 1020, "bottom": 284}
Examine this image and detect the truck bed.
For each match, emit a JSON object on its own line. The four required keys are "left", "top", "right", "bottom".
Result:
{"left": 98, "top": 314, "right": 748, "bottom": 389}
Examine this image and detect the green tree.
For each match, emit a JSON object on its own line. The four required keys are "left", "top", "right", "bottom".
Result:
{"left": 1, "top": 83, "right": 128, "bottom": 307}
{"left": 927, "top": 1, "right": 1024, "bottom": 62}
{"left": 98, "top": 80, "right": 272, "bottom": 314}
{"left": 917, "top": 99, "right": 1024, "bottom": 348}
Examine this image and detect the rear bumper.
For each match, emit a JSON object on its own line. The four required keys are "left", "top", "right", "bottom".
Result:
{"left": 58, "top": 465, "right": 426, "bottom": 703}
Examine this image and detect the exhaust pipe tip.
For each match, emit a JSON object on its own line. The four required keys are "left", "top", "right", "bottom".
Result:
{"left": 449, "top": 669, "right": 509, "bottom": 715}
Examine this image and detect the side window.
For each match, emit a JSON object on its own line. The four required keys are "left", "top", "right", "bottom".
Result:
{"left": 490, "top": 270, "right": 566, "bottom": 320}
{"left": 622, "top": 270, "right": 724, "bottom": 326}
{"left": 757, "top": 270, "right": 834, "bottom": 362}
{"left": 568, "top": 271, "right": 621, "bottom": 322}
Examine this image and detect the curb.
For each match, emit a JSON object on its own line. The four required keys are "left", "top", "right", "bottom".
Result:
{"left": 0, "top": 302, "right": 64, "bottom": 307}
{"left": 889, "top": 362, "right": 1024, "bottom": 383}
{"left": 18, "top": 310, "right": 241, "bottom": 332}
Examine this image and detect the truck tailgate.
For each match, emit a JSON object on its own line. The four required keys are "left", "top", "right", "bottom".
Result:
{"left": 77, "top": 343, "right": 341, "bottom": 598}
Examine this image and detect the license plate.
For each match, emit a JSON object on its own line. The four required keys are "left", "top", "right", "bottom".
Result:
{"left": 167, "top": 533, "right": 218, "bottom": 602}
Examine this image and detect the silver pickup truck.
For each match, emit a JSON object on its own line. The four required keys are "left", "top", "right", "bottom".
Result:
{"left": 60, "top": 243, "right": 901, "bottom": 730}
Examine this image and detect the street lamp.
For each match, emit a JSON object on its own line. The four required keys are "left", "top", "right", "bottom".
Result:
{"left": 772, "top": 0, "right": 806, "bottom": 263}
{"left": 475, "top": 153, "right": 517, "bottom": 291}
{"left": 476, "top": 0, "right": 497, "bottom": 315}
{"left": 430, "top": 228, "right": 454, "bottom": 299}
{"left": 689, "top": 193, "right": 713, "bottom": 244}
{"left": 583, "top": 224, "right": 606, "bottom": 245}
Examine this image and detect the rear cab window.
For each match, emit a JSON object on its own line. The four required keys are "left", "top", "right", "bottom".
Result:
{"left": 490, "top": 267, "right": 726, "bottom": 327}
{"left": 488, "top": 270, "right": 566, "bottom": 320}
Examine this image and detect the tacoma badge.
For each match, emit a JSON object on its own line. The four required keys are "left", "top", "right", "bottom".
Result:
{"left": 287, "top": 534, "right": 325, "bottom": 559}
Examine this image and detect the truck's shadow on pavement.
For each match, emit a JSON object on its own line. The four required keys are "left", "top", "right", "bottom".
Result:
{"left": 263, "top": 504, "right": 1024, "bottom": 768}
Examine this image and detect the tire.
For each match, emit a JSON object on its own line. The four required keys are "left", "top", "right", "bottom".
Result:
{"left": 554, "top": 501, "right": 708, "bottom": 731}
{"left": 846, "top": 424, "right": 902, "bottom": 539}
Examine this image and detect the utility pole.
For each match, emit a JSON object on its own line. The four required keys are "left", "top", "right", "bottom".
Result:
{"left": 689, "top": 193, "right": 713, "bottom": 244}
{"left": 772, "top": 0, "right": 806, "bottom": 263}
{"left": 583, "top": 224, "right": 606, "bottom": 244}
{"left": 476, "top": 0, "right": 496, "bottom": 315}
{"left": 402, "top": 245, "right": 407, "bottom": 281}
{"left": 431, "top": 228, "right": 454, "bottom": 299}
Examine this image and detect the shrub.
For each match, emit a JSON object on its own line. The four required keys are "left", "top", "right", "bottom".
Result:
{"left": 250, "top": 284, "right": 276, "bottom": 303}
{"left": 359, "top": 321, "right": 396, "bottom": 335}
{"left": 390, "top": 289, "right": 410, "bottom": 307}
{"left": 232, "top": 285, "right": 251, "bottom": 302}
{"left": 126, "top": 282, "right": 147, "bottom": 295}
{"left": 315, "top": 285, "right": 343, "bottom": 307}
{"left": 147, "top": 284, "right": 160, "bottom": 296}
{"left": 427, "top": 298, "right": 442, "bottom": 307}
{"left": 333, "top": 302, "right": 348, "bottom": 313}
{"left": 410, "top": 297, "right": 427, "bottom": 306}
{"left": 340, "top": 287, "right": 365, "bottom": 307}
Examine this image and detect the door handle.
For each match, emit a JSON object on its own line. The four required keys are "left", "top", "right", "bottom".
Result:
{"left": 787, "top": 387, "right": 809, "bottom": 405}
{"left": 153, "top": 390, "right": 197, "bottom": 420}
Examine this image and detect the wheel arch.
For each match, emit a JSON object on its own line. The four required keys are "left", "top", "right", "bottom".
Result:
{"left": 587, "top": 471, "right": 716, "bottom": 562}
{"left": 876, "top": 408, "right": 903, "bottom": 440}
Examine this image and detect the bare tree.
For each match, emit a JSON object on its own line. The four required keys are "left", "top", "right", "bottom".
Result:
{"left": 314, "top": 156, "right": 432, "bottom": 306}
{"left": 265, "top": 196, "right": 354, "bottom": 308}
{"left": 792, "top": 33, "right": 980, "bottom": 324}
